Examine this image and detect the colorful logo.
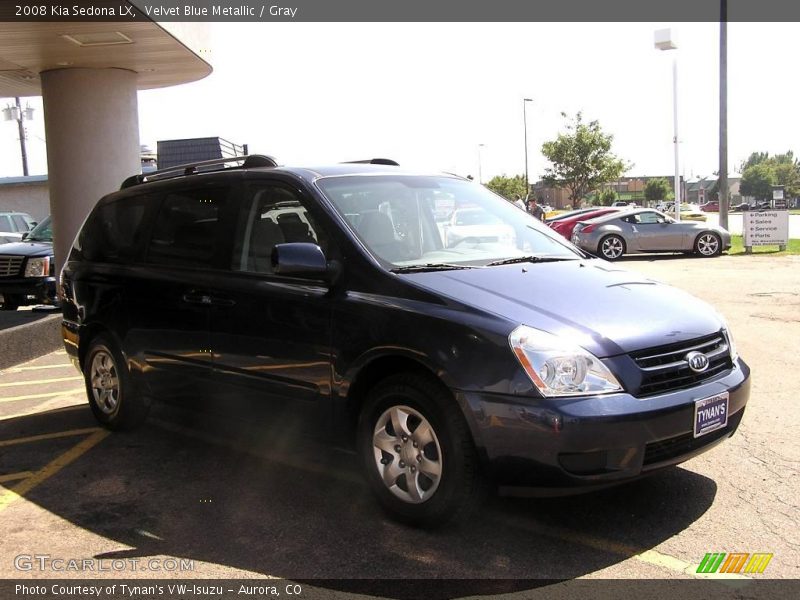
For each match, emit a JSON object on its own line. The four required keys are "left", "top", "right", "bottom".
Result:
{"left": 697, "top": 552, "right": 773, "bottom": 574}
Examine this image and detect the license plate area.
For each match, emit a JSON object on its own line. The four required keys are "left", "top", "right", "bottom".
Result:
{"left": 694, "top": 391, "right": 729, "bottom": 438}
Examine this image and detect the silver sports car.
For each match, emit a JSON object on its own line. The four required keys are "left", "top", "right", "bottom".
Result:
{"left": 571, "top": 208, "right": 731, "bottom": 260}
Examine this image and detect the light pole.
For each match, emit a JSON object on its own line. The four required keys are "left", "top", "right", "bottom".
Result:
{"left": 719, "top": 0, "right": 729, "bottom": 230}
{"left": 523, "top": 98, "right": 533, "bottom": 201}
{"left": 2, "top": 97, "right": 34, "bottom": 176}
{"left": 654, "top": 30, "right": 680, "bottom": 222}
{"left": 477, "top": 143, "right": 486, "bottom": 184}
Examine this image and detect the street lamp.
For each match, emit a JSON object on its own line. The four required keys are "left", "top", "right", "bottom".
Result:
{"left": 2, "top": 97, "right": 34, "bottom": 176}
{"left": 477, "top": 143, "right": 486, "bottom": 184}
{"left": 523, "top": 98, "right": 533, "bottom": 201}
{"left": 654, "top": 29, "right": 680, "bottom": 222}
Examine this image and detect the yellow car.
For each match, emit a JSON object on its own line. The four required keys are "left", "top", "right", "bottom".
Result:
{"left": 666, "top": 203, "right": 707, "bottom": 222}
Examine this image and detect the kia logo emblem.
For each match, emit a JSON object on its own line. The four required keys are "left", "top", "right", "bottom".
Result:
{"left": 686, "top": 351, "right": 710, "bottom": 373}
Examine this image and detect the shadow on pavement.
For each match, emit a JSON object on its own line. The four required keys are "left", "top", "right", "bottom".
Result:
{"left": 0, "top": 403, "right": 719, "bottom": 599}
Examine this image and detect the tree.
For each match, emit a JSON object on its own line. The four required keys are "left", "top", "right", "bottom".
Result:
{"left": 644, "top": 177, "right": 672, "bottom": 203}
{"left": 485, "top": 174, "right": 527, "bottom": 202}
{"left": 739, "top": 163, "right": 774, "bottom": 201}
{"left": 738, "top": 151, "right": 800, "bottom": 200}
{"left": 597, "top": 188, "right": 617, "bottom": 206}
{"left": 541, "top": 112, "right": 630, "bottom": 203}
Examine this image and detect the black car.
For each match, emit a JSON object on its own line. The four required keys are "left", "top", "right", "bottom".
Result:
{"left": 61, "top": 156, "right": 750, "bottom": 526}
{"left": 0, "top": 216, "right": 57, "bottom": 310}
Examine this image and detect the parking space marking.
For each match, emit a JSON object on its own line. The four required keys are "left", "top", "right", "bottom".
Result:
{"left": 0, "top": 376, "right": 82, "bottom": 388}
{"left": 0, "top": 427, "right": 103, "bottom": 448}
{"left": 0, "top": 387, "right": 85, "bottom": 403}
{"left": 0, "top": 428, "right": 110, "bottom": 513}
{"left": 489, "top": 513, "right": 751, "bottom": 582}
{"left": 4, "top": 363, "right": 74, "bottom": 374}
{"left": 0, "top": 472, "right": 35, "bottom": 483}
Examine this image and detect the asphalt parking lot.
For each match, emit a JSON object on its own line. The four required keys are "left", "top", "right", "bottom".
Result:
{"left": 0, "top": 254, "right": 798, "bottom": 597}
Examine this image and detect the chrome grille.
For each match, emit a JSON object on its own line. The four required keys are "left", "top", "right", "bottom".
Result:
{"left": 0, "top": 256, "right": 23, "bottom": 277}
{"left": 631, "top": 332, "right": 733, "bottom": 396}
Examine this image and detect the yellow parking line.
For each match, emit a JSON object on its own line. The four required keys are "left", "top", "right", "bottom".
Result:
{"left": 489, "top": 513, "right": 751, "bottom": 582}
{"left": 0, "top": 427, "right": 104, "bottom": 448}
{"left": 0, "top": 387, "right": 85, "bottom": 403}
{"left": 0, "top": 472, "right": 34, "bottom": 483}
{"left": 0, "top": 429, "right": 110, "bottom": 513}
{"left": 0, "top": 376, "right": 82, "bottom": 388}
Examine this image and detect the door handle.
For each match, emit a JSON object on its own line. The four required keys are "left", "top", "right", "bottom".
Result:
{"left": 182, "top": 293, "right": 212, "bottom": 305}
{"left": 210, "top": 297, "right": 236, "bottom": 308}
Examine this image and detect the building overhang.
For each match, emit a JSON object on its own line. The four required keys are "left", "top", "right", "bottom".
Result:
{"left": 0, "top": 16, "right": 211, "bottom": 97}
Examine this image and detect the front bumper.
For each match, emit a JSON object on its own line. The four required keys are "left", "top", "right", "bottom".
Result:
{"left": 0, "top": 276, "right": 58, "bottom": 306}
{"left": 457, "top": 358, "right": 750, "bottom": 488}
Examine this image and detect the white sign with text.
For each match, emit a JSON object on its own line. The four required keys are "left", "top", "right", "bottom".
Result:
{"left": 743, "top": 211, "right": 789, "bottom": 246}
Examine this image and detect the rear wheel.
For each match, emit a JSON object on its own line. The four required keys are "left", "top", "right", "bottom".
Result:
{"left": 357, "top": 373, "right": 487, "bottom": 527}
{"left": 84, "top": 335, "right": 149, "bottom": 430}
{"left": 599, "top": 235, "right": 626, "bottom": 260}
{"left": 694, "top": 232, "right": 721, "bottom": 257}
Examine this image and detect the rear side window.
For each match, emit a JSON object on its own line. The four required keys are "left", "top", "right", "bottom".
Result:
{"left": 146, "top": 187, "right": 228, "bottom": 268}
{"left": 75, "top": 197, "right": 150, "bottom": 263}
{"left": 0, "top": 215, "right": 11, "bottom": 231}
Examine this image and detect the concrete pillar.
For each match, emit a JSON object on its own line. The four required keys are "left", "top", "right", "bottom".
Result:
{"left": 41, "top": 68, "right": 140, "bottom": 269}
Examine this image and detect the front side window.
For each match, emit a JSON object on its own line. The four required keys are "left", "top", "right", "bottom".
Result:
{"left": 146, "top": 188, "right": 228, "bottom": 268}
{"left": 231, "top": 183, "right": 327, "bottom": 275}
{"left": 26, "top": 216, "right": 53, "bottom": 243}
{"left": 316, "top": 175, "right": 579, "bottom": 267}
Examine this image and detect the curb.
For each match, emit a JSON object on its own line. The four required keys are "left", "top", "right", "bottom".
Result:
{"left": 0, "top": 314, "right": 62, "bottom": 371}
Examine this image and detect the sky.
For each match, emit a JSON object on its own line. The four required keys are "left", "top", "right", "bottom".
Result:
{"left": 1, "top": 21, "right": 798, "bottom": 182}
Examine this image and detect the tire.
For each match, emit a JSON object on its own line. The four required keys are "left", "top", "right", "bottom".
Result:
{"left": 84, "top": 334, "right": 150, "bottom": 430}
{"left": 0, "top": 295, "right": 20, "bottom": 310}
{"left": 694, "top": 232, "right": 721, "bottom": 257}
{"left": 357, "top": 372, "right": 487, "bottom": 527}
{"left": 599, "top": 234, "right": 626, "bottom": 260}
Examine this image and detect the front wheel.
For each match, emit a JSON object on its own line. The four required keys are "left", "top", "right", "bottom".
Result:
{"left": 599, "top": 235, "right": 626, "bottom": 260}
{"left": 694, "top": 232, "right": 721, "bottom": 257}
{"left": 357, "top": 373, "right": 487, "bottom": 527}
{"left": 84, "top": 335, "right": 150, "bottom": 430}
{"left": 0, "top": 295, "right": 20, "bottom": 310}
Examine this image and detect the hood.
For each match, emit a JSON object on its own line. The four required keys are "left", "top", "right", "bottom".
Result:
{"left": 402, "top": 259, "right": 723, "bottom": 357}
{"left": 0, "top": 240, "right": 54, "bottom": 258}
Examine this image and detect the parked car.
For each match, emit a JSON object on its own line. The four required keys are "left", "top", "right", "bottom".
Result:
{"left": 0, "top": 211, "right": 36, "bottom": 244}
{"left": 61, "top": 156, "right": 749, "bottom": 527}
{"left": 571, "top": 209, "right": 730, "bottom": 260}
{"left": 442, "top": 207, "right": 516, "bottom": 248}
{"left": 701, "top": 201, "right": 719, "bottom": 212}
{"left": 0, "top": 215, "right": 57, "bottom": 310}
{"left": 544, "top": 208, "right": 599, "bottom": 224}
{"left": 548, "top": 207, "right": 623, "bottom": 240}
{"left": 665, "top": 203, "right": 707, "bottom": 222}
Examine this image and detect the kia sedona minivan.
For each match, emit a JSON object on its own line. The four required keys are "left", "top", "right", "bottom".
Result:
{"left": 61, "top": 156, "right": 750, "bottom": 526}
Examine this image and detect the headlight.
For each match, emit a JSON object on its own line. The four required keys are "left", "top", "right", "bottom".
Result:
{"left": 716, "top": 314, "right": 738, "bottom": 361}
{"left": 24, "top": 256, "right": 50, "bottom": 278}
{"left": 509, "top": 325, "right": 623, "bottom": 397}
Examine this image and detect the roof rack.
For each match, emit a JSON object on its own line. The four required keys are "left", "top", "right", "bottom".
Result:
{"left": 342, "top": 158, "right": 400, "bottom": 166}
{"left": 120, "top": 154, "right": 278, "bottom": 189}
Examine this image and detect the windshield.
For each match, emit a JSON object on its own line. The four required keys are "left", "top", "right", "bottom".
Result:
{"left": 26, "top": 216, "right": 52, "bottom": 242}
{"left": 316, "top": 175, "right": 580, "bottom": 268}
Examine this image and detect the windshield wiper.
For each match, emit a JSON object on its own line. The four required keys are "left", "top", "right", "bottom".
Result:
{"left": 485, "top": 256, "right": 577, "bottom": 267}
{"left": 391, "top": 263, "right": 479, "bottom": 273}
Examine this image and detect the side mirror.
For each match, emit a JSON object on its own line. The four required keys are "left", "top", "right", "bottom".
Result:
{"left": 21, "top": 232, "right": 29, "bottom": 241}
{"left": 272, "top": 242, "right": 330, "bottom": 280}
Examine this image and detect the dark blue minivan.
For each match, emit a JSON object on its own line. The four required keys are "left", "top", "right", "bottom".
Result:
{"left": 60, "top": 156, "right": 750, "bottom": 526}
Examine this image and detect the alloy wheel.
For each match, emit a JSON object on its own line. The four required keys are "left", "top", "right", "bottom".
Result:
{"left": 601, "top": 236, "right": 624, "bottom": 259}
{"left": 697, "top": 233, "right": 720, "bottom": 256}
{"left": 372, "top": 405, "right": 443, "bottom": 504}
{"left": 90, "top": 350, "right": 120, "bottom": 415}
